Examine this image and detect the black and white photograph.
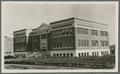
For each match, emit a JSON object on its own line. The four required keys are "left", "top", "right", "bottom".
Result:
{"left": 1, "top": 1, "right": 118, "bottom": 73}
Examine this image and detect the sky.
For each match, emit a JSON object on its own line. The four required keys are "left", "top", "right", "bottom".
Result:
{"left": 2, "top": 2, "right": 118, "bottom": 45}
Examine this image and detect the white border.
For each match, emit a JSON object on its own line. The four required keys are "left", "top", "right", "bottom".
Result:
{"left": 1, "top": 1, "right": 119, "bottom": 73}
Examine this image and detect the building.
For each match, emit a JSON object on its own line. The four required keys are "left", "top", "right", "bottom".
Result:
{"left": 13, "top": 17, "right": 110, "bottom": 58}
{"left": 27, "top": 23, "right": 50, "bottom": 57}
{"left": 4, "top": 36, "right": 14, "bottom": 57}
{"left": 50, "top": 17, "right": 110, "bottom": 57}
{"left": 13, "top": 29, "right": 32, "bottom": 58}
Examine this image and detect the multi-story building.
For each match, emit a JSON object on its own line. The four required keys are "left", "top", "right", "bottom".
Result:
{"left": 13, "top": 17, "right": 110, "bottom": 58}
{"left": 50, "top": 17, "right": 110, "bottom": 57}
{"left": 13, "top": 29, "right": 32, "bottom": 58}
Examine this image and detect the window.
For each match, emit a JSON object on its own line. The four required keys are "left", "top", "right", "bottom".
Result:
{"left": 92, "top": 52, "right": 94, "bottom": 56}
{"left": 62, "top": 30, "right": 65, "bottom": 36}
{"left": 63, "top": 53, "right": 65, "bottom": 57}
{"left": 100, "top": 31, "right": 108, "bottom": 36}
{"left": 92, "top": 40, "right": 99, "bottom": 46}
{"left": 67, "top": 53, "right": 69, "bottom": 57}
{"left": 70, "top": 53, "right": 73, "bottom": 57}
{"left": 78, "top": 40, "right": 89, "bottom": 47}
{"left": 91, "top": 29, "right": 98, "bottom": 36}
{"left": 101, "top": 41, "right": 108, "bottom": 46}
{"left": 78, "top": 28, "right": 88, "bottom": 35}
{"left": 53, "top": 54, "right": 56, "bottom": 57}
{"left": 69, "top": 29, "right": 72, "bottom": 34}
{"left": 78, "top": 53, "right": 80, "bottom": 57}
{"left": 56, "top": 54, "right": 59, "bottom": 57}
{"left": 78, "top": 40, "right": 81, "bottom": 47}
{"left": 87, "top": 52, "right": 89, "bottom": 56}
{"left": 82, "top": 53, "right": 84, "bottom": 56}
{"left": 60, "top": 53, "right": 62, "bottom": 56}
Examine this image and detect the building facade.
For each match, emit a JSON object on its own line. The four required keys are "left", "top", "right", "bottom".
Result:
{"left": 50, "top": 17, "right": 110, "bottom": 57}
{"left": 13, "top": 17, "right": 110, "bottom": 58}
{"left": 27, "top": 23, "right": 50, "bottom": 57}
{"left": 13, "top": 29, "right": 32, "bottom": 58}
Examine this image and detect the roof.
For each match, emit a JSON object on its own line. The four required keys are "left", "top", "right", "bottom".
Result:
{"left": 14, "top": 29, "right": 26, "bottom": 33}
{"left": 50, "top": 17, "right": 108, "bottom": 26}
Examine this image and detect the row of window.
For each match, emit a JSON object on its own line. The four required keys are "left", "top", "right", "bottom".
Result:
{"left": 53, "top": 51, "right": 109, "bottom": 57}
{"left": 77, "top": 27, "right": 108, "bottom": 36}
{"left": 53, "top": 42, "right": 73, "bottom": 49}
{"left": 33, "top": 34, "right": 47, "bottom": 40}
{"left": 101, "top": 41, "right": 109, "bottom": 46}
{"left": 16, "top": 46, "right": 26, "bottom": 51}
{"left": 78, "top": 28, "right": 88, "bottom": 34}
{"left": 15, "top": 37, "right": 26, "bottom": 42}
{"left": 100, "top": 31, "right": 108, "bottom": 36}
{"left": 101, "top": 51, "right": 109, "bottom": 55}
{"left": 15, "top": 54, "right": 25, "bottom": 58}
{"left": 53, "top": 53, "right": 73, "bottom": 57}
{"left": 78, "top": 40, "right": 89, "bottom": 46}
{"left": 78, "top": 40, "right": 108, "bottom": 47}
{"left": 52, "top": 29, "right": 72, "bottom": 38}
{"left": 78, "top": 52, "right": 89, "bottom": 56}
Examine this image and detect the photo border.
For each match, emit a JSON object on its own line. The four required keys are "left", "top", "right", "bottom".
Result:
{"left": 0, "top": 0, "right": 119, "bottom": 74}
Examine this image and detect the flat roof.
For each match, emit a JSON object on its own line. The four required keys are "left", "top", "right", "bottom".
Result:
{"left": 50, "top": 17, "right": 108, "bottom": 26}
{"left": 14, "top": 29, "right": 26, "bottom": 33}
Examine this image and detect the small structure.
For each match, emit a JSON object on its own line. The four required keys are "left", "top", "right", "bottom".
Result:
{"left": 4, "top": 36, "right": 14, "bottom": 57}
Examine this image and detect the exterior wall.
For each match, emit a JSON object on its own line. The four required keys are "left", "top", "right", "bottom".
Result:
{"left": 13, "top": 17, "right": 110, "bottom": 57}
{"left": 27, "top": 24, "right": 50, "bottom": 57}
{"left": 50, "top": 18, "right": 76, "bottom": 51}
{"left": 74, "top": 18, "right": 110, "bottom": 57}
{"left": 13, "top": 29, "right": 32, "bottom": 58}
{"left": 50, "top": 17, "right": 110, "bottom": 57}
{"left": 76, "top": 49, "right": 110, "bottom": 57}
{"left": 50, "top": 27, "right": 75, "bottom": 51}
{"left": 50, "top": 50, "right": 75, "bottom": 57}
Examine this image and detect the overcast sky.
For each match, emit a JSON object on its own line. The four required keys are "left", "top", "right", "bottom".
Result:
{"left": 2, "top": 2, "right": 118, "bottom": 45}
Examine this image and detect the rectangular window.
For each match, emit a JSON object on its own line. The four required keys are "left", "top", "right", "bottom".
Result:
{"left": 92, "top": 40, "right": 99, "bottom": 46}
{"left": 91, "top": 29, "right": 98, "bottom": 36}
{"left": 100, "top": 31, "right": 108, "bottom": 36}
{"left": 41, "top": 34, "right": 47, "bottom": 39}
{"left": 78, "top": 28, "right": 88, "bottom": 35}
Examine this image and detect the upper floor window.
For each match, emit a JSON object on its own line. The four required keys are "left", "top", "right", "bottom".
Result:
{"left": 92, "top": 40, "right": 99, "bottom": 46}
{"left": 100, "top": 31, "right": 108, "bottom": 36}
{"left": 52, "top": 28, "right": 73, "bottom": 38}
{"left": 101, "top": 41, "right": 108, "bottom": 46}
{"left": 78, "top": 40, "right": 89, "bottom": 47}
{"left": 41, "top": 34, "right": 47, "bottom": 39}
{"left": 78, "top": 28, "right": 88, "bottom": 35}
{"left": 91, "top": 29, "right": 98, "bottom": 36}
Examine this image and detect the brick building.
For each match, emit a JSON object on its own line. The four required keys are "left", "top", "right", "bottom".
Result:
{"left": 13, "top": 17, "right": 110, "bottom": 58}
{"left": 27, "top": 23, "right": 50, "bottom": 57}
{"left": 50, "top": 17, "right": 110, "bottom": 57}
{"left": 13, "top": 29, "right": 32, "bottom": 58}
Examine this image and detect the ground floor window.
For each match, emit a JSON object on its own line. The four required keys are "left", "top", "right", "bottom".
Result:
{"left": 78, "top": 52, "right": 89, "bottom": 57}
{"left": 53, "top": 53, "right": 73, "bottom": 57}
{"left": 101, "top": 51, "right": 109, "bottom": 56}
{"left": 92, "top": 52, "right": 99, "bottom": 56}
